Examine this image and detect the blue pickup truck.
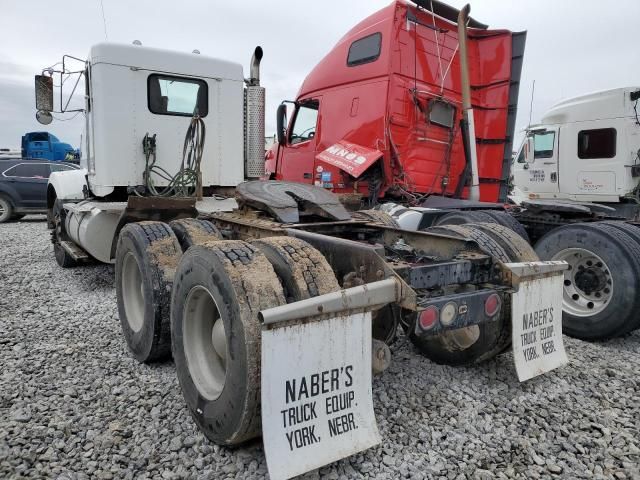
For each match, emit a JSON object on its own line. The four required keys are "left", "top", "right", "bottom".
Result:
{"left": 21, "top": 132, "right": 79, "bottom": 162}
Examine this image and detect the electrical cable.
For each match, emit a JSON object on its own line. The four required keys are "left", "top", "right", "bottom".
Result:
{"left": 51, "top": 111, "right": 84, "bottom": 122}
{"left": 139, "top": 114, "right": 205, "bottom": 197}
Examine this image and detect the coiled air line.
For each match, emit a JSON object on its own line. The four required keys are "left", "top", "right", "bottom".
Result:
{"left": 139, "top": 114, "right": 205, "bottom": 198}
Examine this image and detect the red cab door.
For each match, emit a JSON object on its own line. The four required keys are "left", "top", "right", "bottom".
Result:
{"left": 276, "top": 99, "right": 320, "bottom": 184}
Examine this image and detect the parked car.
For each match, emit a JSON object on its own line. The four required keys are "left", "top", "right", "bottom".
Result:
{"left": 0, "top": 158, "right": 80, "bottom": 223}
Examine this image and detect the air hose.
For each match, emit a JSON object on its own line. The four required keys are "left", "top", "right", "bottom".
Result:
{"left": 139, "top": 114, "right": 205, "bottom": 197}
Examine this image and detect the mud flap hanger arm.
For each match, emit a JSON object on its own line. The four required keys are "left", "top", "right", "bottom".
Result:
{"left": 498, "top": 261, "right": 568, "bottom": 291}
{"left": 259, "top": 277, "right": 404, "bottom": 326}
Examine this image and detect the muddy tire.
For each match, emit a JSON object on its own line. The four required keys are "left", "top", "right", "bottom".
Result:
{"left": 171, "top": 241, "right": 285, "bottom": 445}
{"left": 115, "top": 221, "right": 182, "bottom": 362}
{"left": 0, "top": 195, "right": 14, "bottom": 223}
{"left": 169, "top": 218, "right": 222, "bottom": 252}
{"left": 535, "top": 222, "right": 640, "bottom": 339}
{"left": 251, "top": 236, "right": 339, "bottom": 302}
{"left": 477, "top": 210, "right": 530, "bottom": 242}
{"left": 466, "top": 223, "right": 538, "bottom": 262}
{"left": 409, "top": 224, "right": 513, "bottom": 366}
{"left": 425, "top": 224, "right": 510, "bottom": 261}
{"left": 352, "top": 209, "right": 400, "bottom": 228}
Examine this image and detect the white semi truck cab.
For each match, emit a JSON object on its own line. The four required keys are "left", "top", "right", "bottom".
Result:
{"left": 82, "top": 43, "right": 248, "bottom": 196}
{"left": 512, "top": 87, "right": 640, "bottom": 206}
{"left": 43, "top": 42, "right": 265, "bottom": 198}
{"left": 36, "top": 42, "right": 264, "bottom": 263}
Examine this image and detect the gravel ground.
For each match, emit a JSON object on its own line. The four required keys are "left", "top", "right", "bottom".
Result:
{"left": 1, "top": 217, "right": 640, "bottom": 480}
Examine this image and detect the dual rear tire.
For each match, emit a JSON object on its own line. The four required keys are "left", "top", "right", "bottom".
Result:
{"left": 115, "top": 219, "right": 221, "bottom": 362}
{"left": 409, "top": 223, "right": 538, "bottom": 366}
{"left": 116, "top": 225, "right": 341, "bottom": 445}
{"left": 171, "top": 236, "right": 340, "bottom": 445}
{"left": 535, "top": 221, "right": 640, "bottom": 339}
{"left": 434, "top": 209, "right": 530, "bottom": 242}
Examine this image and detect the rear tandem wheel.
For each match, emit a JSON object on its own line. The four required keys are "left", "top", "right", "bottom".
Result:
{"left": 534, "top": 221, "right": 640, "bottom": 339}
{"left": 408, "top": 223, "right": 538, "bottom": 366}
{"left": 434, "top": 209, "right": 530, "bottom": 242}
{"left": 115, "top": 221, "right": 182, "bottom": 362}
{"left": 169, "top": 218, "right": 222, "bottom": 251}
{"left": 171, "top": 240, "right": 286, "bottom": 445}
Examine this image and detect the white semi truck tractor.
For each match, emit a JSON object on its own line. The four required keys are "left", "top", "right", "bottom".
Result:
{"left": 385, "top": 87, "right": 640, "bottom": 343}
{"left": 36, "top": 41, "right": 568, "bottom": 479}
{"left": 507, "top": 87, "right": 640, "bottom": 340}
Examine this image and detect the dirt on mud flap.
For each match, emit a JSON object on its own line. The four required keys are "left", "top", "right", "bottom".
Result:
{"left": 260, "top": 310, "right": 380, "bottom": 480}
{"left": 505, "top": 261, "right": 569, "bottom": 381}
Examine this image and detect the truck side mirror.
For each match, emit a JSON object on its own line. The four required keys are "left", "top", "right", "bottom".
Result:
{"left": 35, "top": 75, "right": 54, "bottom": 112}
{"left": 276, "top": 103, "right": 287, "bottom": 145}
{"left": 524, "top": 136, "right": 535, "bottom": 163}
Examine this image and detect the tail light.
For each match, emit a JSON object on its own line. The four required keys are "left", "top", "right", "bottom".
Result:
{"left": 440, "top": 302, "right": 457, "bottom": 326}
{"left": 485, "top": 293, "right": 502, "bottom": 317}
{"left": 418, "top": 306, "right": 439, "bottom": 330}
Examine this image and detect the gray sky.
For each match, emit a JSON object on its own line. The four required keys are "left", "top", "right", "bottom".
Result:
{"left": 1, "top": 0, "right": 638, "bottom": 149}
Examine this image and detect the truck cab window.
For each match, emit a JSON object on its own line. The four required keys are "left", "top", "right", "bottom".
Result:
{"left": 289, "top": 102, "right": 319, "bottom": 145}
{"left": 347, "top": 32, "right": 382, "bottom": 66}
{"left": 578, "top": 128, "right": 616, "bottom": 159}
{"left": 534, "top": 132, "right": 555, "bottom": 159}
{"left": 147, "top": 74, "right": 208, "bottom": 117}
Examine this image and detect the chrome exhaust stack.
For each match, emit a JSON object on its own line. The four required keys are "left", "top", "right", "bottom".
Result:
{"left": 249, "top": 46, "right": 263, "bottom": 86}
{"left": 244, "top": 46, "right": 265, "bottom": 179}
{"left": 457, "top": 4, "right": 481, "bottom": 201}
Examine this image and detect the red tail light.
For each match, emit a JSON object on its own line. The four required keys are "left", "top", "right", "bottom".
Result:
{"left": 418, "top": 306, "right": 439, "bottom": 330}
{"left": 485, "top": 293, "right": 501, "bottom": 317}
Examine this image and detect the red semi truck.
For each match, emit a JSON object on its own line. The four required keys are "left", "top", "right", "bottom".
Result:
{"left": 265, "top": 0, "right": 524, "bottom": 206}
{"left": 266, "top": 0, "right": 640, "bottom": 341}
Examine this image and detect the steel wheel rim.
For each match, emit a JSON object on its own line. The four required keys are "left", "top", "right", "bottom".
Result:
{"left": 122, "top": 252, "right": 145, "bottom": 332}
{"left": 441, "top": 325, "right": 481, "bottom": 350}
{"left": 183, "top": 286, "right": 227, "bottom": 401}
{"left": 552, "top": 248, "right": 612, "bottom": 317}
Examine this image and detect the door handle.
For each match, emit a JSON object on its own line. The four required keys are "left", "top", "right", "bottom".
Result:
{"left": 543, "top": 162, "right": 555, "bottom": 165}
{"left": 303, "top": 173, "right": 312, "bottom": 179}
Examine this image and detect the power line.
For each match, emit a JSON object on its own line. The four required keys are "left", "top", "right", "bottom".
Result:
{"left": 99, "top": 0, "right": 108, "bottom": 41}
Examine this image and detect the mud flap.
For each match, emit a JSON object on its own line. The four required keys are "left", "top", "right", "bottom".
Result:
{"left": 507, "top": 261, "right": 569, "bottom": 381}
{"left": 261, "top": 311, "right": 381, "bottom": 480}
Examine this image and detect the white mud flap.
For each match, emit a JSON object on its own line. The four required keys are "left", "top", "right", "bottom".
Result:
{"left": 507, "top": 261, "right": 569, "bottom": 381}
{"left": 261, "top": 311, "right": 381, "bottom": 480}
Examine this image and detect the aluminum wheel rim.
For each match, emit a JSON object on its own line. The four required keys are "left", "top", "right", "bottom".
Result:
{"left": 122, "top": 252, "right": 145, "bottom": 332}
{"left": 552, "top": 248, "right": 612, "bottom": 317}
{"left": 183, "top": 286, "right": 227, "bottom": 401}
{"left": 0, "top": 198, "right": 8, "bottom": 220}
